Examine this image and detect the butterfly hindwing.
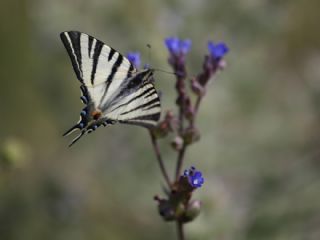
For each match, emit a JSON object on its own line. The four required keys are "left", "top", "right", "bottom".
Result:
{"left": 105, "top": 81, "right": 161, "bottom": 128}
{"left": 60, "top": 31, "right": 161, "bottom": 146}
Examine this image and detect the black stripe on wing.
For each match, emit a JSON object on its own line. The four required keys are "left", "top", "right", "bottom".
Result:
{"left": 90, "top": 40, "right": 104, "bottom": 85}
{"left": 109, "top": 87, "right": 157, "bottom": 113}
{"left": 88, "top": 36, "right": 93, "bottom": 58}
{"left": 60, "top": 31, "right": 83, "bottom": 82}
{"left": 119, "top": 112, "right": 161, "bottom": 128}
{"left": 108, "top": 48, "right": 116, "bottom": 61}
{"left": 120, "top": 97, "right": 160, "bottom": 116}
{"left": 127, "top": 65, "right": 134, "bottom": 78}
{"left": 97, "top": 53, "right": 125, "bottom": 105}
{"left": 106, "top": 54, "right": 124, "bottom": 82}
{"left": 80, "top": 84, "right": 91, "bottom": 104}
{"left": 107, "top": 69, "right": 153, "bottom": 107}
{"left": 118, "top": 86, "right": 161, "bottom": 127}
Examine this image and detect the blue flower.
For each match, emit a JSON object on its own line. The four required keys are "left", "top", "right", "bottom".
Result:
{"left": 126, "top": 52, "right": 141, "bottom": 68}
{"left": 208, "top": 41, "right": 229, "bottom": 59}
{"left": 184, "top": 166, "right": 204, "bottom": 188}
{"left": 164, "top": 37, "right": 192, "bottom": 56}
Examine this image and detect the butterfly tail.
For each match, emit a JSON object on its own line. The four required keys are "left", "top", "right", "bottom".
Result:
{"left": 63, "top": 124, "right": 82, "bottom": 137}
{"left": 67, "top": 130, "right": 87, "bottom": 147}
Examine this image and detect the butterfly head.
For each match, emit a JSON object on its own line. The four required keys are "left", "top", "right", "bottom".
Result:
{"left": 133, "top": 68, "right": 155, "bottom": 84}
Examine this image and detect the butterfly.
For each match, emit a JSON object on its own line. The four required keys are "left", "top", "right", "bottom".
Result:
{"left": 60, "top": 31, "right": 161, "bottom": 146}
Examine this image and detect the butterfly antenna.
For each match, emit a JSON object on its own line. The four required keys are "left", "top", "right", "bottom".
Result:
{"left": 145, "top": 44, "right": 177, "bottom": 76}
{"left": 147, "top": 44, "right": 151, "bottom": 61}
{"left": 153, "top": 68, "right": 178, "bottom": 76}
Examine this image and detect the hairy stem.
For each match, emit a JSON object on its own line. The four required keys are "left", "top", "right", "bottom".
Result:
{"left": 175, "top": 144, "right": 186, "bottom": 181}
{"left": 174, "top": 67, "right": 187, "bottom": 180}
{"left": 194, "top": 96, "right": 202, "bottom": 115}
{"left": 149, "top": 131, "right": 171, "bottom": 188}
{"left": 176, "top": 77, "right": 185, "bottom": 135}
{"left": 176, "top": 221, "right": 185, "bottom": 240}
{"left": 190, "top": 96, "right": 202, "bottom": 127}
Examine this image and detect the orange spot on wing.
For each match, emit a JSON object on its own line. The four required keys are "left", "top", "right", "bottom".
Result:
{"left": 92, "top": 110, "right": 102, "bottom": 120}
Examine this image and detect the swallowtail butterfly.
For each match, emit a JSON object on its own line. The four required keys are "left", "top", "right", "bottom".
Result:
{"left": 60, "top": 31, "right": 161, "bottom": 146}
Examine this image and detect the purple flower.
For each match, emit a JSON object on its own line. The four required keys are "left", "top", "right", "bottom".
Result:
{"left": 165, "top": 37, "right": 192, "bottom": 56}
{"left": 184, "top": 166, "right": 204, "bottom": 188}
{"left": 208, "top": 41, "right": 229, "bottom": 59}
{"left": 126, "top": 52, "right": 141, "bottom": 68}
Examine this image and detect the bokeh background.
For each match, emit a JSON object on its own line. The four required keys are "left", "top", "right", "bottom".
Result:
{"left": 1, "top": 0, "right": 320, "bottom": 239}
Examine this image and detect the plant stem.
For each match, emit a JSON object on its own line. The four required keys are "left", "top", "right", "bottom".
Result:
{"left": 149, "top": 131, "right": 171, "bottom": 188}
{"left": 194, "top": 96, "right": 202, "bottom": 115}
{"left": 176, "top": 77, "right": 185, "bottom": 135}
{"left": 175, "top": 144, "right": 186, "bottom": 181}
{"left": 176, "top": 221, "right": 185, "bottom": 240}
{"left": 175, "top": 69, "right": 187, "bottom": 181}
{"left": 190, "top": 96, "right": 202, "bottom": 127}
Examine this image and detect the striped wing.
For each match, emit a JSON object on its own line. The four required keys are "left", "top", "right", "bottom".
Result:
{"left": 60, "top": 31, "right": 136, "bottom": 87}
{"left": 60, "top": 31, "right": 161, "bottom": 146}
{"left": 60, "top": 31, "right": 148, "bottom": 111}
{"left": 105, "top": 82, "right": 161, "bottom": 127}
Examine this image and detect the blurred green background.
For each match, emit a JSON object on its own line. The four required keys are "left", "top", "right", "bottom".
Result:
{"left": 1, "top": 0, "right": 320, "bottom": 239}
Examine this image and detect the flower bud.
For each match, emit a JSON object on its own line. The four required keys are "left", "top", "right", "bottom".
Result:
{"left": 184, "top": 97, "right": 194, "bottom": 121}
{"left": 152, "top": 121, "right": 170, "bottom": 138}
{"left": 164, "top": 110, "right": 177, "bottom": 132}
{"left": 218, "top": 59, "right": 227, "bottom": 70}
{"left": 171, "top": 136, "right": 184, "bottom": 151}
{"left": 191, "top": 78, "right": 205, "bottom": 96}
{"left": 183, "top": 127, "right": 200, "bottom": 145}
{"left": 126, "top": 52, "right": 141, "bottom": 69}
{"left": 155, "top": 197, "right": 176, "bottom": 221}
{"left": 181, "top": 200, "right": 202, "bottom": 222}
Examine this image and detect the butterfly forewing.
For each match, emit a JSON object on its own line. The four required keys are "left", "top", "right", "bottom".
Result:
{"left": 60, "top": 31, "right": 161, "bottom": 146}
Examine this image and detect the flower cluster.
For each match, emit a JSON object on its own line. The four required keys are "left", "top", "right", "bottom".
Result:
{"left": 164, "top": 37, "right": 192, "bottom": 80}
{"left": 208, "top": 41, "right": 229, "bottom": 60}
{"left": 151, "top": 37, "right": 228, "bottom": 222}
{"left": 154, "top": 167, "right": 204, "bottom": 222}
{"left": 131, "top": 35, "right": 228, "bottom": 236}
{"left": 164, "top": 37, "right": 192, "bottom": 56}
{"left": 195, "top": 40, "right": 229, "bottom": 88}
{"left": 183, "top": 166, "right": 204, "bottom": 189}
